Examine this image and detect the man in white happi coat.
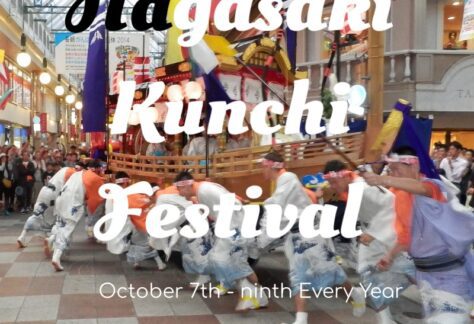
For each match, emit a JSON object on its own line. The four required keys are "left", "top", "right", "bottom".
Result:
{"left": 50, "top": 162, "right": 105, "bottom": 271}
{"left": 104, "top": 174, "right": 167, "bottom": 270}
{"left": 258, "top": 152, "right": 366, "bottom": 324}
{"left": 323, "top": 160, "right": 416, "bottom": 324}
{"left": 174, "top": 171, "right": 269, "bottom": 311}
{"left": 16, "top": 167, "right": 76, "bottom": 248}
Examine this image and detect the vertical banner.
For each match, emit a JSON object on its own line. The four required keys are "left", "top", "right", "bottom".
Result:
{"left": 40, "top": 113, "right": 47, "bottom": 133}
{"left": 69, "top": 125, "right": 76, "bottom": 137}
{"left": 460, "top": 0, "right": 474, "bottom": 41}
{"left": 22, "top": 78, "right": 31, "bottom": 109}
{"left": 83, "top": 0, "right": 107, "bottom": 132}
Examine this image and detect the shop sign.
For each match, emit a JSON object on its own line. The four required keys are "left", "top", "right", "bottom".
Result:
{"left": 460, "top": 0, "right": 474, "bottom": 41}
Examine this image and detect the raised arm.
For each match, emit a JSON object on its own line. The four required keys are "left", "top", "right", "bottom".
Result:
{"left": 362, "top": 173, "right": 433, "bottom": 197}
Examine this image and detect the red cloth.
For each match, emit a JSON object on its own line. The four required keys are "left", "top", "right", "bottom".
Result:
{"left": 129, "top": 194, "right": 153, "bottom": 233}
{"left": 82, "top": 170, "right": 105, "bottom": 214}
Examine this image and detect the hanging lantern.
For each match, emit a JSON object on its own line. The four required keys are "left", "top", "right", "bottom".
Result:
{"left": 333, "top": 82, "right": 351, "bottom": 100}
{"left": 184, "top": 81, "right": 203, "bottom": 100}
{"left": 141, "top": 107, "right": 159, "bottom": 123}
{"left": 55, "top": 85, "right": 65, "bottom": 96}
{"left": 167, "top": 84, "right": 184, "bottom": 102}
{"left": 16, "top": 33, "right": 31, "bottom": 68}
{"left": 128, "top": 110, "right": 140, "bottom": 125}
{"left": 39, "top": 58, "right": 51, "bottom": 85}
{"left": 55, "top": 74, "right": 65, "bottom": 97}
{"left": 39, "top": 72, "right": 51, "bottom": 85}
{"left": 66, "top": 93, "right": 76, "bottom": 104}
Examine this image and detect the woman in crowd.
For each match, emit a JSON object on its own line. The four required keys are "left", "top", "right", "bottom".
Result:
{"left": 32, "top": 150, "right": 46, "bottom": 206}
{"left": 0, "top": 152, "right": 14, "bottom": 216}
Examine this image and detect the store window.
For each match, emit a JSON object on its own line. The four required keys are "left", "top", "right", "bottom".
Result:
{"left": 443, "top": 2, "right": 474, "bottom": 50}
{"left": 5, "top": 59, "right": 32, "bottom": 110}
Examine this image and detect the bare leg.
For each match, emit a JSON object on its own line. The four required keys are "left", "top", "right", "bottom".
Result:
{"left": 341, "top": 281, "right": 366, "bottom": 317}
{"left": 246, "top": 272, "right": 259, "bottom": 285}
{"left": 293, "top": 292, "right": 309, "bottom": 324}
{"left": 295, "top": 292, "right": 306, "bottom": 312}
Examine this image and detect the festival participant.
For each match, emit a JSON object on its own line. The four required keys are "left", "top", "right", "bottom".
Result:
{"left": 362, "top": 146, "right": 474, "bottom": 323}
{"left": 16, "top": 166, "right": 76, "bottom": 249}
{"left": 323, "top": 160, "right": 416, "bottom": 324}
{"left": 258, "top": 152, "right": 366, "bottom": 324}
{"left": 50, "top": 161, "right": 105, "bottom": 271}
{"left": 226, "top": 133, "right": 251, "bottom": 151}
{"left": 174, "top": 171, "right": 269, "bottom": 311}
{"left": 149, "top": 185, "right": 206, "bottom": 275}
{"left": 321, "top": 160, "right": 360, "bottom": 270}
{"left": 127, "top": 186, "right": 167, "bottom": 271}
{"left": 104, "top": 172, "right": 135, "bottom": 256}
{"left": 103, "top": 173, "right": 167, "bottom": 270}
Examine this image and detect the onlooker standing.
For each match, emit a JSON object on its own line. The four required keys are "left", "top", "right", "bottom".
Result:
{"left": 14, "top": 151, "right": 35, "bottom": 214}
{"left": 69, "top": 145, "right": 78, "bottom": 156}
{"left": 432, "top": 144, "right": 447, "bottom": 169}
{"left": 439, "top": 141, "right": 469, "bottom": 195}
{"left": 32, "top": 151, "right": 46, "bottom": 205}
{"left": 0, "top": 153, "right": 14, "bottom": 215}
{"left": 42, "top": 162, "right": 56, "bottom": 186}
{"left": 64, "top": 152, "right": 78, "bottom": 168}
{"left": 54, "top": 151, "right": 65, "bottom": 168}
{"left": 7, "top": 146, "right": 19, "bottom": 211}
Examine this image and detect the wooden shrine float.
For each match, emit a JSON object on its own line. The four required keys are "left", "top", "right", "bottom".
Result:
{"left": 108, "top": 34, "right": 366, "bottom": 199}
{"left": 109, "top": 132, "right": 364, "bottom": 199}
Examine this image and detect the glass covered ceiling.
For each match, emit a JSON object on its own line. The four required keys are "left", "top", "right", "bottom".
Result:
{"left": 24, "top": 0, "right": 166, "bottom": 63}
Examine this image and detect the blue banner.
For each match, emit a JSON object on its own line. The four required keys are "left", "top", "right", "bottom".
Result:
{"left": 83, "top": 0, "right": 107, "bottom": 132}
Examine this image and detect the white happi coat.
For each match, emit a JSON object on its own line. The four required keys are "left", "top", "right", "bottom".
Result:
{"left": 357, "top": 185, "right": 399, "bottom": 271}
{"left": 259, "top": 172, "right": 347, "bottom": 294}
{"left": 197, "top": 182, "right": 253, "bottom": 287}
{"left": 54, "top": 171, "right": 87, "bottom": 251}
{"left": 105, "top": 198, "right": 134, "bottom": 255}
{"left": 23, "top": 167, "right": 73, "bottom": 233}
{"left": 149, "top": 193, "right": 192, "bottom": 252}
{"left": 54, "top": 171, "right": 104, "bottom": 251}
{"left": 148, "top": 193, "right": 213, "bottom": 275}
{"left": 357, "top": 184, "right": 415, "bottom": 310}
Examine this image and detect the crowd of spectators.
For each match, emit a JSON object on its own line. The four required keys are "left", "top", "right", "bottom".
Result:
{"left": 0, "top": 143, "right": 87, "bottom": 215}
{"left": 431, "top": 141, "right": 474, "bottom": 207}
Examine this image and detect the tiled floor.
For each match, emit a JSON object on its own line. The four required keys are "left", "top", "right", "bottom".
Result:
{"left": 0, "top": 213, "right": 424, "bottom": 323}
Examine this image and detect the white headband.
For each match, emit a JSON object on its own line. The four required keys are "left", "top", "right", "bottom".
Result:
{"left": 115, "top": 177, "right": 131, "bottom": 184}
{"left": 174, "top": 179, "right": 194, "bottom": 187}
{"left": 384, "top": 154, "right": 419, "bottom": 165}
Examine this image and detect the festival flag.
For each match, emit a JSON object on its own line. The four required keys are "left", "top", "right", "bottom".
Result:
{"left": 282, "top": 0, "right": 296, "bottom": 70}
{"left": 83, "top": 0, "right": 107, "bottom": 132}
{"left": 0, "top": 49, "right": 13, "bottom": 110}
{"left": 372, "top": 100, "right": 439, "bottom": 179}
{"left": 111, "top": 70, "right": 123, "bottom": 95}
{"left": 133, "top": 56, "right": 150, "bottom": 84}
{"left": 341, "top": 4, "right": 365, "bottom": 36}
